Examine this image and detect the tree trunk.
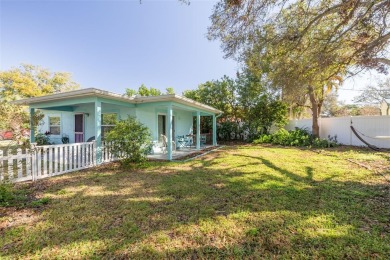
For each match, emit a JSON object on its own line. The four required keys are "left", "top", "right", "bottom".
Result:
{"left": 308, "top": 86, "right": 320, "bottom": 138}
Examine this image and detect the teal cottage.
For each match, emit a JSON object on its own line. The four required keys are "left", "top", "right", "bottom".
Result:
{"left": 14, "top": 88, "right": 222, "bottom": 162}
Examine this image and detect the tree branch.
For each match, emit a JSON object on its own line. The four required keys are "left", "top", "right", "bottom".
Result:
{"left": 370, "top": 58, "right": 390, "bottom": 66}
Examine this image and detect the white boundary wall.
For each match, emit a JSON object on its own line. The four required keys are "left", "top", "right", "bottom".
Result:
{"left": 286, "top": 116, "right": 390, "bottom": 148}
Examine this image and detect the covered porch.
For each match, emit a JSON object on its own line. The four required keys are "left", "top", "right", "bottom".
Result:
{"left": 136, "top": 101, "right": 219, "bottom": 161}
{"left": 147, "top": 145, "right": 216, "bottom": 161}
{"left": 28, "top": 95, "right": 135, "bottom": 164}
{"left": 15, "top": 88, "right": 222, "bottom": 163}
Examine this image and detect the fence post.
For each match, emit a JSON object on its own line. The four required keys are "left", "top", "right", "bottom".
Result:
{"left": 92, "top": 141, "right": 96, "bottom": 166}
{"left": 16, "top": 148, "right": 23, "bottom": 179}
{"left": 0, "top": 150, "right": 3, "bottom": 182}
{"left": 8, "top": 149, "right": 13, "bottom": 181}
{"left": 31, "top": 143, "right": 37, "bottom": 182}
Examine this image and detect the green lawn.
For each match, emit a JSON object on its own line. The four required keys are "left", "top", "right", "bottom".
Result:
{"left": 1, "top": 145, "right": 389, "bottom": 259}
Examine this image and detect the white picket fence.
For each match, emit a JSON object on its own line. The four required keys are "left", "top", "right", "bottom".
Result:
{"left": 0, "top": 141, "right": 97, "bottom": 183}
{"left": 286, "top": 116, "right": 390, "bottom": 148}
{"left": 102, "top": 141, "right": 117, "bottom": 163}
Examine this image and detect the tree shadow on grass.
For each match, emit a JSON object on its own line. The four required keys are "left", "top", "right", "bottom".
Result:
{"left": 1, "top": 148, "right": 389, "bottom": 258}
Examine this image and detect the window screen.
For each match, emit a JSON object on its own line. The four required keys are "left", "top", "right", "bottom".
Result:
{"left": 49, "top": 116, "right": 61, "bottom": 135}
{"left": 101, "top": 113, "right": 117, "bottom": 138}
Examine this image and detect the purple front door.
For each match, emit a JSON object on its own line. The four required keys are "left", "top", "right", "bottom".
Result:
{"left": 75, "top": 114, "right": 84, "bottom": 143}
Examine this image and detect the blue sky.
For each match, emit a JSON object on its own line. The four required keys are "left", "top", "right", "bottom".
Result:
{"left": 1, "top": 0, "right": 238, "bottom": 95}
{"left": 0, "top": 0, "right": 386, "bottom": 102}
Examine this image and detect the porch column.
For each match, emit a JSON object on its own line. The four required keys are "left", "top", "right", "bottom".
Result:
{"left": 30, "top": 107, "right": 35, "bottom": 143}
{"left": 95, "top": 100, "right": 102, "bottom": 164}
{"left": 167, "top": 105, "right": 173, "bottom": 160}
{"left": 212, "top": 114, "right": 217, "bottom": 146}
{"left": 196, "top": 111, "right": 200, "bottom": 150}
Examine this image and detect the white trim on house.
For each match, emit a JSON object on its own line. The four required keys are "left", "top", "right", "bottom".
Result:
{"left": 12, "top": 88, "right": 223, "bottom": 114}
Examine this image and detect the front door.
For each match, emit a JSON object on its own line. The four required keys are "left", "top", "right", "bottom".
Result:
{"left": 75, "top": 114, "right": 84, "bottom": 143}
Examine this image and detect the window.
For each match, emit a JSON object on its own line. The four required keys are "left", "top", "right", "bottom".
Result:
{"left": 49, "top": 116, "right": 61, "bottom": 135}
{"left": 101, "top": 113, "right": 117, "bottom": 138}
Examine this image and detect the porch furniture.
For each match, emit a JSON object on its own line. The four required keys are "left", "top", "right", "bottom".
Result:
{"left": 200, "top": 135, "right": 207, "bottom": 146}
{"left": 190, "top": 134, "right": 208, "bottom": 147}
{"left": 161, "top": 134, "right": 176, "bottom": 153}
{"left": 177, "top": 135, "right": 193, "bottom": 149}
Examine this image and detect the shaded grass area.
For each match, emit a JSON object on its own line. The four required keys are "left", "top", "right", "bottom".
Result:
{"left": 1, "top": 145, "right": 389, "bottom": 258}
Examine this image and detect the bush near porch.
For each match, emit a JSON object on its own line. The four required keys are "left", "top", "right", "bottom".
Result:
{"left": 105, "top": 116, "right": 152, "bottom": 164}
{"left": 0, "top": 145, "right": 389, "bottom": 258}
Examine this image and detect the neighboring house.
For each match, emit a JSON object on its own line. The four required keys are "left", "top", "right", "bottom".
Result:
{"left": 381, "top": 98, "right": 390, "bottom": 115}
{"left": 14, "top": 88, "right": 222, "bottom": 161}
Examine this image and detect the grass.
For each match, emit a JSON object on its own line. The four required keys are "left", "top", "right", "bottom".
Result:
{"left": 0, "top": 145, "right": 389, "bottom": 259}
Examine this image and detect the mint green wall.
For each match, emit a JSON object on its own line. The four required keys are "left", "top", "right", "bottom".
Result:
{"left": 38, "top": 103, "right": 136, "bottom": 144}
{"left": 38, "top": 110, "right": 74, "bottom": 144}
{"left": 36, "top": 101, "right": 210, "bottom": 144}
{"left": 174, "top": 110, "right": 193, "bottom": 138}
{"left": 136, "top": 107, "right": 157, "bottom": 139}
{"left": 38, "top": 104, "right": 95, "bottom": 144}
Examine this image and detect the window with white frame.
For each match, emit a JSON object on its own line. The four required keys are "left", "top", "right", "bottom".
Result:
{"left": 101, "top": 113, "right": 117, "bottom": 139}
{"left": 49, "top": 116, "right": 61, "bottom": 135}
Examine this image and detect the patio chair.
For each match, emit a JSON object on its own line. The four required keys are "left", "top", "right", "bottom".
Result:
{"left": 200, "top": 135, "right": 207, "bottom": 146}
{"left": 161, "top": 134, "right": 176, "bottom": 153}
{"left": 185, "top": 135, "right": 193, "bottom": 148}
{"left": 176, "top": 135, "right": 186, "bottom": 149}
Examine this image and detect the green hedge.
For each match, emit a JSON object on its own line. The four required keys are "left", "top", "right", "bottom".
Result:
{"left": 253, "top": 128, "right": 338, "bottom": 148}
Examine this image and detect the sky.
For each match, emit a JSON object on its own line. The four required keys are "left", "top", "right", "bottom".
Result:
{"left": 1, "top": 0, "right": 238, "bottom": 94}
{"left": 0, "top": 0, "right": 387, "bottom": 103}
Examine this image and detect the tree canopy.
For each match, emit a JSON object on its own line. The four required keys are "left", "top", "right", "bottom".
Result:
{"left": 125, "top": 84, "right": 175, "bottom": 97}
{"left": 208, "top": 0, "right": 390, "bottom": 137}
{"left": 0, "top": 64, "right": 80, "bottom": 144}
{"left": 0, "top": 64, "right": 79, "bottom": 101}
{"left": 353, "top": 77, "right": 390, "bottom": 104}
{"left": 183, "top": 72, "right": 287, "bottom": 140}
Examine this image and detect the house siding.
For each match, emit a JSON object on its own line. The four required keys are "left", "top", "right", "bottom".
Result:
{"left": 135, "top": 107, "right": 157, "bottom": 139}
{"left": 174, "top": 110, "right": 193, "bottom": 137}
{"left": 38, "top": 103, "right": 137, "bottom": 144}
{"left": 36, "top": 102, "right": 207, "bottom": 145}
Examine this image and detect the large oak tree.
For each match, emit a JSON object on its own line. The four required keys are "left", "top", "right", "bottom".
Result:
{"left": 208, "top": 0, "right": 390, "bottom": 137}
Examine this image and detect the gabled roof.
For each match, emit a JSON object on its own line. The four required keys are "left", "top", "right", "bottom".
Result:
{"left": 13, "top": 88, "right": 223, "bottom": 114}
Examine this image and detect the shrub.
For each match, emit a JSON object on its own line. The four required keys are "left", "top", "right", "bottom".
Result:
{"left": 35, "top": 133, "right": 51, "bottom": 145}
{"left": 218, "top": 121, "right": 241, "bottom": 141}
{"left": 105, "top": 116, "right": 152, "bottom": 164}
{"left": 253, "top": 127, "right": 338, "bottom": 148}
{"left": 0, "top": 183, "right": 27, "bottom": 207}
{"left": 30, "top": 197, "right": 50, "bottom": 208}
{"left": 0, "top": 183, "right": 50, "bottom": 208}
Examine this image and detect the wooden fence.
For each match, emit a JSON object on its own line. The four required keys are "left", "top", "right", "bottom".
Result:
{"left": 0, "top": 141, "right": 96, "bottom": 183}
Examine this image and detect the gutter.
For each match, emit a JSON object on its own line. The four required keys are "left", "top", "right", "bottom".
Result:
{"left": 11, "top": 87, "right": 223, "bottom": 114}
